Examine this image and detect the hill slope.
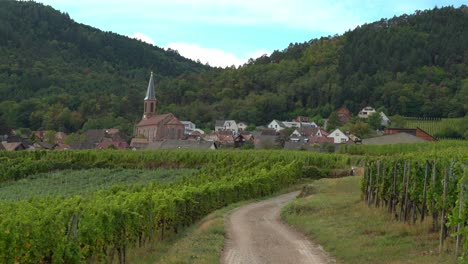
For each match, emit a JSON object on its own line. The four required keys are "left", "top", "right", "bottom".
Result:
{"left": 0, "top": 0, "right": 207, "bottom": 133}
{"left": 0, "top": 1, "right": 466, "bottom": 134}
{"left": 157, "top": 5, "right": 467, "bottom": 127}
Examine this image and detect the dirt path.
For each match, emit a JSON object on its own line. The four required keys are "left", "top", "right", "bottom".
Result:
{"left": 221, "top": 192, "right": 332, "bottom": 264}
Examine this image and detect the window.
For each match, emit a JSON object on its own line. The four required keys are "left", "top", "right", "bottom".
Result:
{"left": 341, "top": 138, "right": 346, "bottom": 143}
{"left": 335, "top": 133, "right": 339, "bottom": 136}
{"left": 144, "top": 103, "right": 147, "bottom": 112}
{"left": 150, "top": 102, "right": 154, "bottom": 112}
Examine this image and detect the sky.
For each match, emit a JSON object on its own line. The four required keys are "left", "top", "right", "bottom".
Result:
{"left": 35, "top": 0, "right": 465, "bottom": 68}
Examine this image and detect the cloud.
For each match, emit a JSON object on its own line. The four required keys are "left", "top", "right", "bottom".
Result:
{"left": 127, "top": 32, "right": 155, "bottom": 45}
{"left": 166, "top": 42, "right": 269, "bottom": 68}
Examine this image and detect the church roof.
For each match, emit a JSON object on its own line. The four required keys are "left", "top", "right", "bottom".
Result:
{"left": 167, "top": 117, "right": 183, "bottom": 125}
{"left": 144, "top": 72, "right": 156, "bottom": 100}
{"left": 137, "top": 113, "right": 173, "bottom": 127}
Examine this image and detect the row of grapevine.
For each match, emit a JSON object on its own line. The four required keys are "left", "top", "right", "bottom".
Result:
{"left": 0, "top": 150, "right": 349, "bottom": 263}
{"left": 362, "top": 152, "right": 467, "bottom": 256}
{"left": 339, "top": 140, "right": 468, "bottom": 156}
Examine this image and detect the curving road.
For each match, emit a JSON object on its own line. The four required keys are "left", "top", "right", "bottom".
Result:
{"left": 221, "top": 192, "right": 332, "bottom": 264}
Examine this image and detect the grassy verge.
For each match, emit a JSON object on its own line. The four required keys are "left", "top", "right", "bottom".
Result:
{"left": 281, "top": 176, "right": 456, "bottom": 263}
{"left": 126, "top": 182, "right": 309, "bottom": 264}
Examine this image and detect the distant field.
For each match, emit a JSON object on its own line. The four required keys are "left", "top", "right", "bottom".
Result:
{"left": 402, "top": 117, "right": 465, "bottom": 138}
{"left": 0, "top": 168, "right": 197, "bottom": 200}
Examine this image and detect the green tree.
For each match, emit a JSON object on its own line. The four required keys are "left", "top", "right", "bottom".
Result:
{"left": 368, "top": 112, "right": 382, "bottom": 130}
{"left": 327, "top": 112, "right": 340, "bottom": 132}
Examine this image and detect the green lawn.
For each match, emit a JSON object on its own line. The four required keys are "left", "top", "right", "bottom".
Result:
{"left": 282, "top": 176, "right": 457, "bottom": 264}
{"left": 0, "top": 168, "right": 197, "bottom": 200}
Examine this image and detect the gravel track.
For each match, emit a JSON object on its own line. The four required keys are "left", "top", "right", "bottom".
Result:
{"left": 221, "top": 191, "right": 332, "bottom": 264}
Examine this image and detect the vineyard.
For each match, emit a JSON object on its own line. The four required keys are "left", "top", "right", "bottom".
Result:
{"left": 360, "top": 143, "right": 468, "bottom": 259}
{"left": 0, "top": 150, "right": 349, "bottom": 263}
{"left": 403, "top": 117, "right": 467, "bottom": 139}
{"left": 0, "top": 168, "right": 197, "bottom": 200}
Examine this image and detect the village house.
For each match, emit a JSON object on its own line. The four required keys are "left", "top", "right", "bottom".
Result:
{"left": 336, "top": 106, "right": 352, "bottom": 123}
{"left": 133, "top": 72, "right": 185, "bottom": 143}
{"left": 2, "top": 142, "right": 27, "bottom": 151}
{"left": 180, "top": 121, "right": 196, "bottom": 135}
{"left": 268, "top": 119, "right": 317, "bottom": 132}
{"left": 268, "top": 120, "right": 286, "bottom": 132}
{"left": 358, "top": 106, "right": 376, "bottom": 118}
{"left": 293, "top": 116, "right": 310, "bottom": 122}
{"left": 380, "top": 112, "right": 391, "bottom": 126}
{"left": 215, "top": 120, "right": 239, "bottom": 134}
{"left": 327, "top": 128, "right": 349, "bottom": 143}
{"left": 358, "top": 106, "right": 391, "bottom": 126}
{"left": 237, "top": 122, "right": 248, "bottom": 131}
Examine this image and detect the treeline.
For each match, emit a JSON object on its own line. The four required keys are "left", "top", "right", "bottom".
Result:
{"left": 0, "top": 1, "right": 466, "bottom": 134}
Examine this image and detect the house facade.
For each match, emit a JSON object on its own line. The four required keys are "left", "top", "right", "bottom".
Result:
{"left": 358, "top": 106, "right": 376, "bottom": 118}
{"left": 215, "top": 120, "right": 239, "bottom": 133}
{"left": 268, "top": 120, "right": 285, "bottom": 132}
{"left": 237, "top": 122, "right": 248, "bottom": 131}
{"left": 134, "top": 72, "right": 185, "bottom": 143}
{"left": 181, "top": 121, "right": 196, "bottom": 135}
{"left": 327, "top": 128, "right": 349, "bottom": 143}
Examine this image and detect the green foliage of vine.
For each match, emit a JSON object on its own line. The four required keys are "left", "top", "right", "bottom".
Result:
{"left": 0, "top": 150, "right": 347, "bottom": 263}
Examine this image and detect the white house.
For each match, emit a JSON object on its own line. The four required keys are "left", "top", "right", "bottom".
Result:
{"left": 380, "top": 112, "right": 390, "bottom": 126}
{"left": 237, "top": 122, "right": 248, "bottom": 131}
{"left": 180, "top": 121, "right": 196, "bottom": 135}
{"left": 215, "top": 120, "right": 238, "bottom": 133}
{"left": 268, "top": 120, "right": 286, "bottom": 132}
{"left": 358, "top": 106, "right": 376, "bottom": 118}
{"left": 327, "top": 128, "right": 349, "bottom": 143}
{"left": 290, "top": 129, "right": 302, "bottom": 137}
{"left": 282, "top": 121, "right": 301, "bottom": 129}
{"left": 300, "top": 122, "right": 318, "bottom": 128}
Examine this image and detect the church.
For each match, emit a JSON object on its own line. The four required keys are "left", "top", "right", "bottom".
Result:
{"left": 133, "top": 72, "right": 185, "bottom": 143}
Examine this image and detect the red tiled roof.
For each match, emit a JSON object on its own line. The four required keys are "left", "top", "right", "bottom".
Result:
{"left": 167, "top": 116, "right": 183, "bottom": 125}
{"left": 309, "top": 136, "right": 334, "bottom": 144}
{"left": 137, "top": 113, "right": 173, "bottom": 127}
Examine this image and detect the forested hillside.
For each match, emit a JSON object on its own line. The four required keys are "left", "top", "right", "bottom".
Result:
{"left": 0, "top": 0, "right": 207, "bottom": 134}
{"left": 159, "top": 5, "right": 467, "bottom": 128}
{"left": 0, "top": 1, "right": 466, "bottom": 133}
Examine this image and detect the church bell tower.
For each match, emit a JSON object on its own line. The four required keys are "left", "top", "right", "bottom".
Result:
{"left": 143, "top": 72, "right": 157, "bottom": 119}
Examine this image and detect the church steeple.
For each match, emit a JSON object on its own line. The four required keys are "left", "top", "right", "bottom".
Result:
{"left": 143, "top": 72, "right": 157, "bottom": 119}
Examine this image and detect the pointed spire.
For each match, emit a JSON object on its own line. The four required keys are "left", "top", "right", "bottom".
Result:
{"left": 144, "top": 71, "right": 156, "bottom": 100}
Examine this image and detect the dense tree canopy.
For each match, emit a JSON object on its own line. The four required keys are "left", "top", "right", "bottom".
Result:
{"left": 0, "top": 1, "right": 466, "bottom": 134}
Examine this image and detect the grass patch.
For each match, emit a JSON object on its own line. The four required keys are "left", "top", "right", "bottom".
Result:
{"left": 0, "top": 168, "right": 197, "bottom": 200}
{"left": 282, "top": 176, "right": 456, "bottom": 264}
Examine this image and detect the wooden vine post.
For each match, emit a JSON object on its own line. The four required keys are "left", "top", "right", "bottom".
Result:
{"left": 439, "top": 167, "right": 449, "bottom": 254}
{"left": 456, "top": 183, "right": 465, "bottom": 256}
{"left": 421, "top": 161, "right": 429, "bottom": 222}
{"left": 432, "top": 160, "right": 438, "bottom": 231}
